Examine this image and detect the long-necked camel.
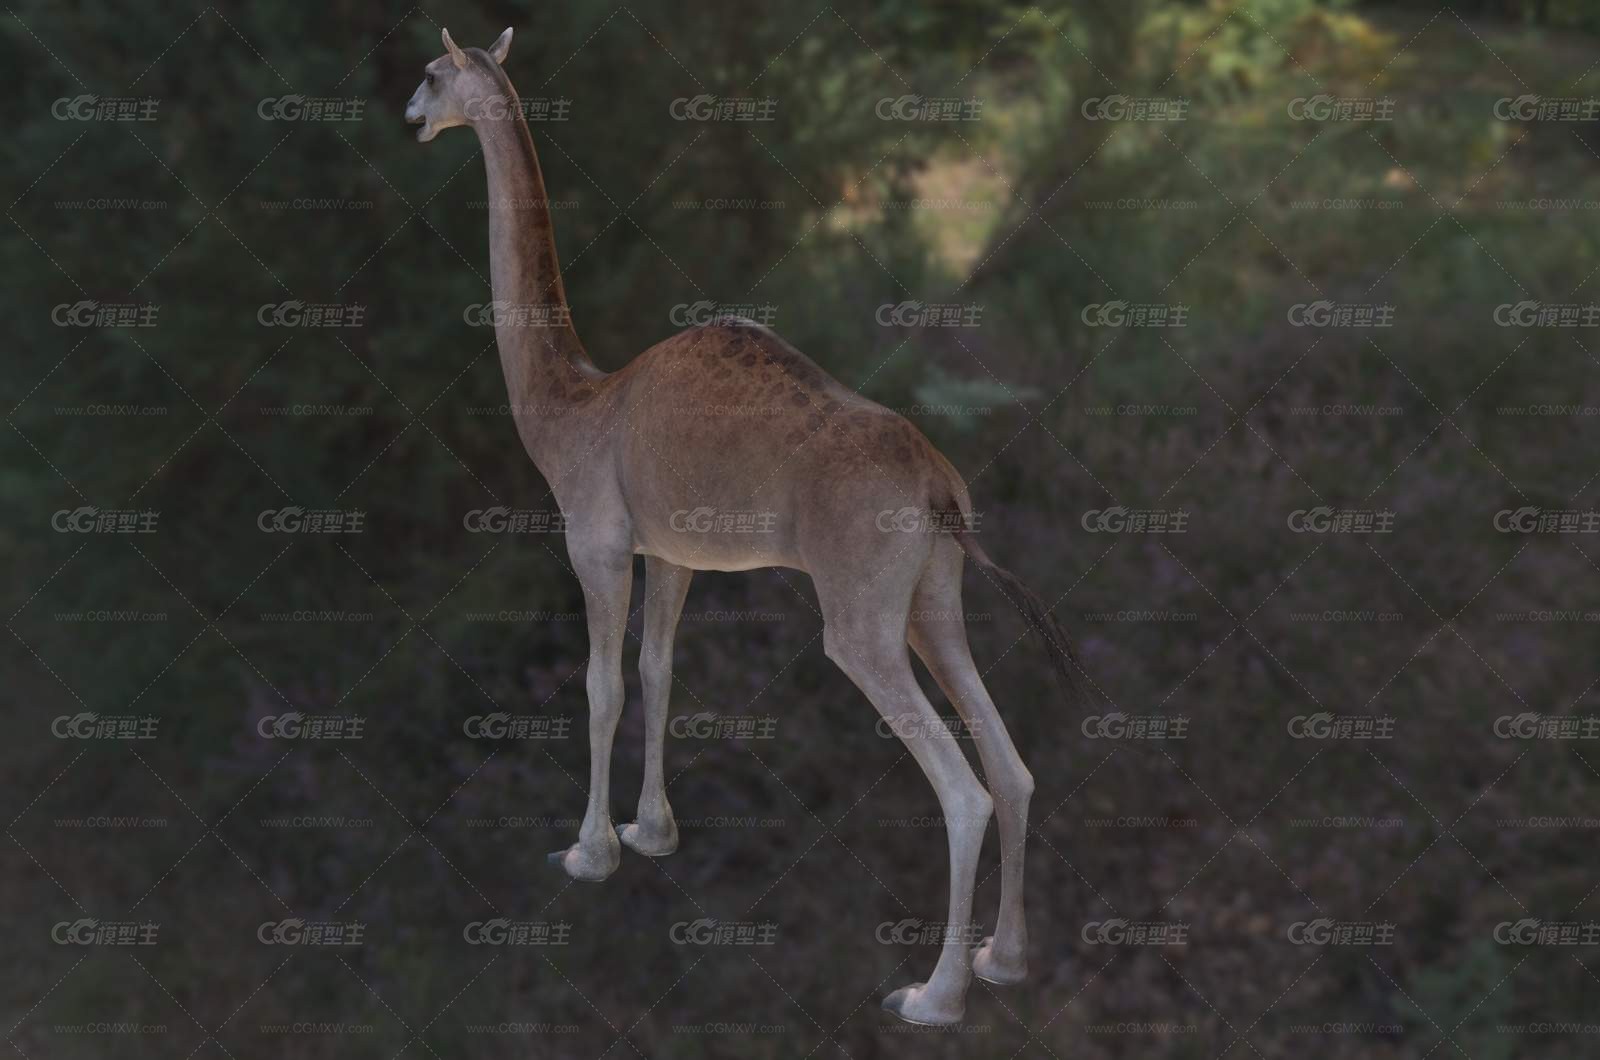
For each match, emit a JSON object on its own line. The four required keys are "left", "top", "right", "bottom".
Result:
{"left": 406, "top": 27, "right": 1077, "bottom": 1026}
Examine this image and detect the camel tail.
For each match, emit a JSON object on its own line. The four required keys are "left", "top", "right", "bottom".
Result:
{"left": 941, "top": 503, "right": 1081, "bottom": 706}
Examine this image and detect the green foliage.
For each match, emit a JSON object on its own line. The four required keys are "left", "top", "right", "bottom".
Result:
{"left": 1397, "top": 939, "right": 1515, "bottom": 1059}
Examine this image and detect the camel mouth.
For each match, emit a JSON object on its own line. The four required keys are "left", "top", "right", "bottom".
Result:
{"left": 409, "top": 115, "right": 436, "bottom": 143}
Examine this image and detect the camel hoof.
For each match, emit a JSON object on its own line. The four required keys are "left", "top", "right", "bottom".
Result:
{"left": 882, "top": 982, "right": 963, "bottom": 1026}
{"left": 971, "top": 935, "right": 1027, "bottom": 985}
{"left": 547, "top": 841, "right": 618, "bottom": 882}
{"left": 617, "top": 822, "right": 678, "bottom": 857}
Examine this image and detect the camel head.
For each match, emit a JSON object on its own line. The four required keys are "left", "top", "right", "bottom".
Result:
{"left": 406, "top": 27, "right": 513, "bottom": 143}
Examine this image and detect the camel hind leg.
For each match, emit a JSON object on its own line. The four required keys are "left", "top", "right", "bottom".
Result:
{"left": 908, "top": 535, "right": 1033, "bottom": 984}
{"left": 814, "top": 545, "right": 991, "bottom": 1026}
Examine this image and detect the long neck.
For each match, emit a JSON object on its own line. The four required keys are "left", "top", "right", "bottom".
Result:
{"left": 471, "top": 73, "right": 600, "bottom": 468}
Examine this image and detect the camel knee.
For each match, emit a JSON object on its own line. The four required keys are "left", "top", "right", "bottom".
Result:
{"left": 639, "top": 650, "right": 672, "bottom": 702}
{"left": 989, "top": 762, "right": 1033, "bottom": 813}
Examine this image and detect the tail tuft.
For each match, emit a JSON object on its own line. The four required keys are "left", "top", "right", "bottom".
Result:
{"left": 950, "top": 524, "right": 1081, "bottom": 705}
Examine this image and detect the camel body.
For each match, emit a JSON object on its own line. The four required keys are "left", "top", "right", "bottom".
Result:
{"left": 408, "top": 28, "right": 1071, "bottom": 1026}
{"left": 546, "top": 321, "right": 971, "bottom": 576}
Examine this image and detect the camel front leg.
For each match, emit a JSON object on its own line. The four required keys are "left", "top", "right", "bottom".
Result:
{"left": 619, "top": 556, "right": 692, "bottom": 856}
{"left": 548, "top": 551, "right": 631, "bottom": 882}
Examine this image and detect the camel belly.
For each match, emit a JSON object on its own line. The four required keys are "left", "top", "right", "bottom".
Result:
{"left": 630, "top": 507, "right": 802, "bottom": 572}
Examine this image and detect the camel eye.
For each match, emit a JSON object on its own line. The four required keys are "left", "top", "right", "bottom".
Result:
{"left": 425, "top": 72, "right": 436, "bottom": 87}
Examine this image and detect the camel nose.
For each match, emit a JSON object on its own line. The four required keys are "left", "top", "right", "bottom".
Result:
{"left": 404, "top": 91, "right": 424, "bottom": 124}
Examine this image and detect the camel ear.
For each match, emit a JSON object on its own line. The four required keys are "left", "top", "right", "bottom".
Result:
{"left": 442, "top": 27, "right": 467, "bottom": 70}
{"left": 488, "top": 27, "right": 513, "bottom": 65}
